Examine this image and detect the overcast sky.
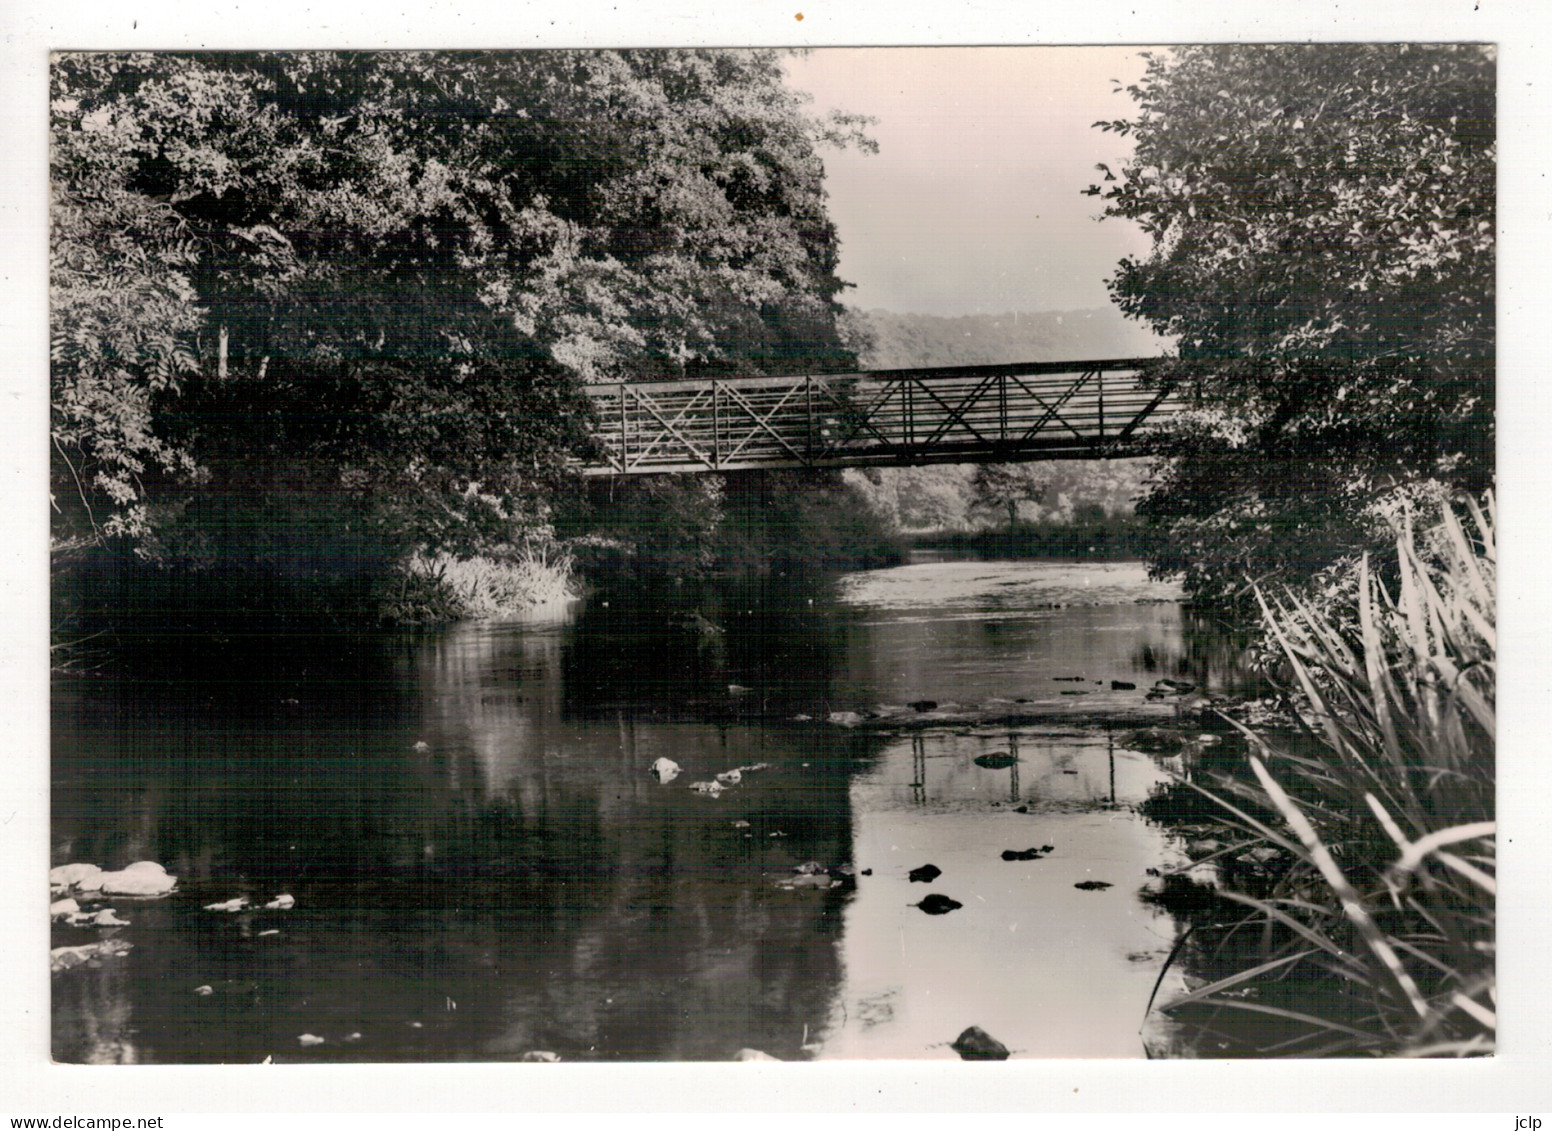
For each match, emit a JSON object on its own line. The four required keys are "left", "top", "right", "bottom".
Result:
{"left": 783, "top": 47, "right": 1156, "bottom": 317}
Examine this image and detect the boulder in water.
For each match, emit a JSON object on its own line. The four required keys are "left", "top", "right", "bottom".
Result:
{"left": 914, "top": 894, "right": 962, "bottom": 915}
{"left": 51, "top": 938, "right": 132, "bottom": 974}
{"left": 50, "top": 863, "right": 102, "bottom": 891}
{"left": 649, "top": 757, "right": 681, "bottom": 782}
{"left": 973, "top": 753, "right": 1018, "bottom": 769}
{"left": 733, "top": 1048, "right": 780, "bottom": 1061}
{"left": 98, "top": 861, "right": 177, "bottom": 897}
{"left": 521, "top": 1050, "right": 561, "bottom": 1062}
{"left": 951, "top": 1026, "right": 1010, "bottom": 1061}
{"left": 1000, "top": 848, "right": 1047, "bottom": 862}
{"left": 907, "top": 864, "right": 942, "bottom": 884}
{"left": 1074, "top": 880, "right": 1113, "bottom": 891}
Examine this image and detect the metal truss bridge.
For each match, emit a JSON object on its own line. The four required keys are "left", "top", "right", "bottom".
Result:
{"left": 582, "top": 357, "right": 1184, "bottom": 476}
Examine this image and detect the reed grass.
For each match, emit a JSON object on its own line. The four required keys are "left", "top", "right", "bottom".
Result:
{"left": 1154, "top": 492, "right": 1495, "bottom": 1057}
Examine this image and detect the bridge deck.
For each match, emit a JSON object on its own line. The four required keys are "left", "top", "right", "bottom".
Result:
{"left": 583, "top": 358, "right": 1183, "bottom": 476}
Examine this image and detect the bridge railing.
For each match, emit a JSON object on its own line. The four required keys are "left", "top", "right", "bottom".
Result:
{"left": 583, "top": 358, "right": 1183, "bottom": 476}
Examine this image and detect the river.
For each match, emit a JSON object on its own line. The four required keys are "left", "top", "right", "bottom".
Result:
{"left": 51, "top": 557, "right": 1251, "bottom": 1063}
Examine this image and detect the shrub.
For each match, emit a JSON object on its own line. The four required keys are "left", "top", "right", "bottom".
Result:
{"left": 383, "top": 544, "right": 579, "bottom": 624}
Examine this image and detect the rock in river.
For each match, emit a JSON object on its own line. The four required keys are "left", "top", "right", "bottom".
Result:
{"left": 951, "top": 1025, "right": 1010, "bottom": 1061}
{"left": 1000, "top": 847, "right": 1048, "bottom": 862}
{"left": 1074, "top": 881, "right": 1113, "bottom": 891}
{"left": 96, "top": 861, "right": 177, "bottom": 897}
{"left": 907, "top": 864, "right": 942, "bottom": 884}
{"left": 51, "top": 938, "right": 132, "bottom": 974}
{"left": 914, "top": 893, "right": 963, "bottom": 915}
{"left": 973, "top": 753, "right": 1018, "bottom": 769}
{"left": 649, "top": 757, "right": 680, "bottom": 782}
{"left": 50, "top": 863, "right": 102, "bottom": 892}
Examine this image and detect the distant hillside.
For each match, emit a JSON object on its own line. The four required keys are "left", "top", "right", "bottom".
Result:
{"left": 846, "top": 307, "right": 1169, "bottom": 371}
{"left": 838, "top": 307, "right": 1166, "bottom": 533}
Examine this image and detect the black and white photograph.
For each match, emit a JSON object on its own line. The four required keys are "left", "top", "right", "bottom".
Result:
{"left": 8, "top": 0, "right": 1547, "bottom": 1116}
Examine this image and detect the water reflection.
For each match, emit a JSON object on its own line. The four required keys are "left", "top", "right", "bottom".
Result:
{"left": 816, "top": 727, "right": 1188, "bottom": 1059}
{"left": 53, "top": 560, "right": 1240, "bottom": 1062}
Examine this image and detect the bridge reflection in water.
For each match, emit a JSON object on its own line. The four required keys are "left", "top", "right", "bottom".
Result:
{"left": 584, "top": 357, "right": 1184, "bottom": 476}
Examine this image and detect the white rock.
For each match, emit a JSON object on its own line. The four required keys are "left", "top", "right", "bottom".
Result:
{"left": 297, "top": 1033, "right": 326, "bottom": 1047}
{"left": 649, "top": 757, "right": 680, "bottom": 783}
{"left": 50, "top": 939, "right": 132, "bottom": 973}
{"left": 520, "top": 1050, "right": 561, "bottom": 1062}
{"left": 688, "top": 780, "right": 725, "bottom": 796}
{"left": 827, "top": 711, "right": 863, "bottom": 728}
{"left": 204, "top": 896, "right": 250, "bottom": 913}
{"left": 264, "top": 893, "right": 295, "bottom": 910}
{"left": 193, "top": 985, "right": 215, "bottom": 996}
{"left": 50, "top": 898, "right": 81, "bottom": 920}
{"left": 715, "top": 769, "right": 742, "bottom": 786}
{"left": 50, "top": 864, "right": 102, "bottom": 890}
{"left": 90, "top": 908, "right": 130, "bottom": 927}
{"left": 99, "top": 862, "right": 177, "bottom": 897}
{"left": 733, "top": 1048, "right": 780, "bottom": 1061}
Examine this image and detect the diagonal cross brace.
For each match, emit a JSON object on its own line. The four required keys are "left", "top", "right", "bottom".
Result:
{"left": 913, "top": 373, "right": 1002, "bottom": 448}
{"left": 1012, "top": 369, "right": 1096, "bottom": 446}
{"left": 719, "top": 381, "right": 811, "bottom": 465}
{"left": 626, "top": 386, "right": 716, "bottom": 470}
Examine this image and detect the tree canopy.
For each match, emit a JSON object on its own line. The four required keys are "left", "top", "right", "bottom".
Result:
{"left": 50, "top": 50, "right": 866, "bottom": 576}
{"left": 1091, "top": 44, "right": 1494, "bottom": 598}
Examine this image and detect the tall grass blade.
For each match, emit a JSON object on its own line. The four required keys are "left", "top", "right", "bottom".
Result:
{"left": 1247, "top": 755, "right": 1432, "bottom": 1020}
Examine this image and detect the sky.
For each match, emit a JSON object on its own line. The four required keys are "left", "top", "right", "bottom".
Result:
{"left": 783, "top": 47, "right": 1156, "bottom": 318}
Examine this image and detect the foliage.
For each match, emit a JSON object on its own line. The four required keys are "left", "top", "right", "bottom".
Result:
{"left": 1091, "top": 45, "right": 1494, "bottom": 600}
{"left": 970, "top": 463, "right": 1056, "bottom": 531}
{"left": 51, "top": 50, "right": 866, "bottom": 620}
{"left": 1154, "top": 493, "right": 1494, "bottom": 1056}
{"left": 572, "top": 469, "right": 904, "bottom": 590}
{"left": 913, "top": 509, "right": 1148, "bottom": 562}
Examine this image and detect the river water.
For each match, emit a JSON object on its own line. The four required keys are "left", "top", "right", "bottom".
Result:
{"left": 51, "top": 558, "right": 1246, "bottom": 1063}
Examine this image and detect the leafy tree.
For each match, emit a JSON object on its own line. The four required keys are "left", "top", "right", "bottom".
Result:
{"left": 50, "top": 51, "right": 866, "bottom": 603}
{"left": 970, "top": 462, "right": 1055, "bottom": 532}
{"left": 1090, "top": 45, "right": 1494, "bottom": 599}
